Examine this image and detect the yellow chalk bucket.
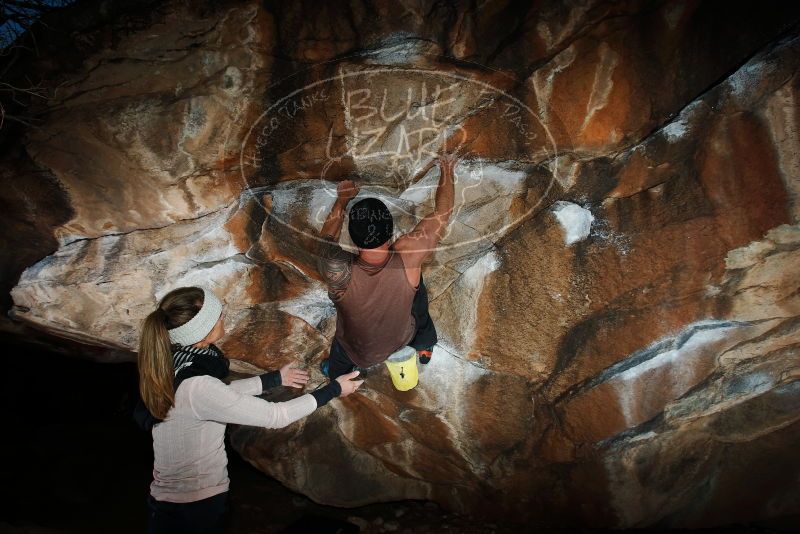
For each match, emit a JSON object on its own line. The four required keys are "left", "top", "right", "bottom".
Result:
{"left": 384, "top": 346, "right": 419, "bottom": 391}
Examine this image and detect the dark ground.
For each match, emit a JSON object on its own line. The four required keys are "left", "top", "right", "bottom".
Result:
{"left": 0, "top": 337, "right": 517, "bottom": 534}
{"left": 0, "top": 337, "right": 796, "bottom": 533}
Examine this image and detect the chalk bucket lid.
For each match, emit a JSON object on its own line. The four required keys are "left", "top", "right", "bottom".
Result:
{"left": 384, "top": 346, "right": 419, "bottom": 391}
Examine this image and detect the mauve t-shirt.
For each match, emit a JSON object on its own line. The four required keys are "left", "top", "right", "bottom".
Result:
{"left": 333, "top": 250, "right": 416, "bottom": 367}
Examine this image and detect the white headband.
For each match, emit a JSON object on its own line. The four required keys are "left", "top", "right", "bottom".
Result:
{"left": 167, "top": 287, "right": 223, "bottom": 345}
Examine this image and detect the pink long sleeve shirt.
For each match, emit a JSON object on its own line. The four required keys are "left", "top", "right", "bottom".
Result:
{"left": 149, "top": 375, "right": 317, "bottom": 503}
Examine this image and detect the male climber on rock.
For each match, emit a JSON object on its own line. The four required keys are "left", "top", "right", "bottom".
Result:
{"left": 317, "top": 153, "right": 457, "bottom": 380}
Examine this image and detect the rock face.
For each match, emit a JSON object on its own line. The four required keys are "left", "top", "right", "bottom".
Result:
{"left": 2, "top": 0, "right": 800, "bottom": 527}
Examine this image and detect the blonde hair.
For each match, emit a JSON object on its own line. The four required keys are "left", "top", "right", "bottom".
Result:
{"left": 138, "top": 287, "right": 204, "bottom": 419}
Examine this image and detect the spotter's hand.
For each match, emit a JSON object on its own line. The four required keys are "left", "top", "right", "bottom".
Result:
{"left": 336, "top": 370, "right": 364, "bottom": 397}
{"left": 279, "top": 363, "right": 310, "bottom": 388}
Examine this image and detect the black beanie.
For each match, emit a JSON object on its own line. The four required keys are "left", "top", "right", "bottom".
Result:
{"left": 348, "top": 198, "right": 393, "bottom": 249}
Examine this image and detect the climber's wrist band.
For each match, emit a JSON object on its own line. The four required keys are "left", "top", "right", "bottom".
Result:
{"left": 260, "top": 370, "right": 282, "bottom": 390}
{"left": 310, "top": 380, "right": 342, "bottom": 407}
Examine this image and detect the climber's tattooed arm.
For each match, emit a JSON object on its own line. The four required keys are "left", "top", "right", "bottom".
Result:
{"left": 317, "top": 179, "right": 358, "bottom": 300}
{"left": 318, "top": 234, "right": 353, "bottom": 300}
{"left": 320, "top": 179, "right": 359, "bottom": 240}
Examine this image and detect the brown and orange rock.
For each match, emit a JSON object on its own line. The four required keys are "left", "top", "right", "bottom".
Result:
{"left": 2, "top": 0, "right": 799, "bottom": 528}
